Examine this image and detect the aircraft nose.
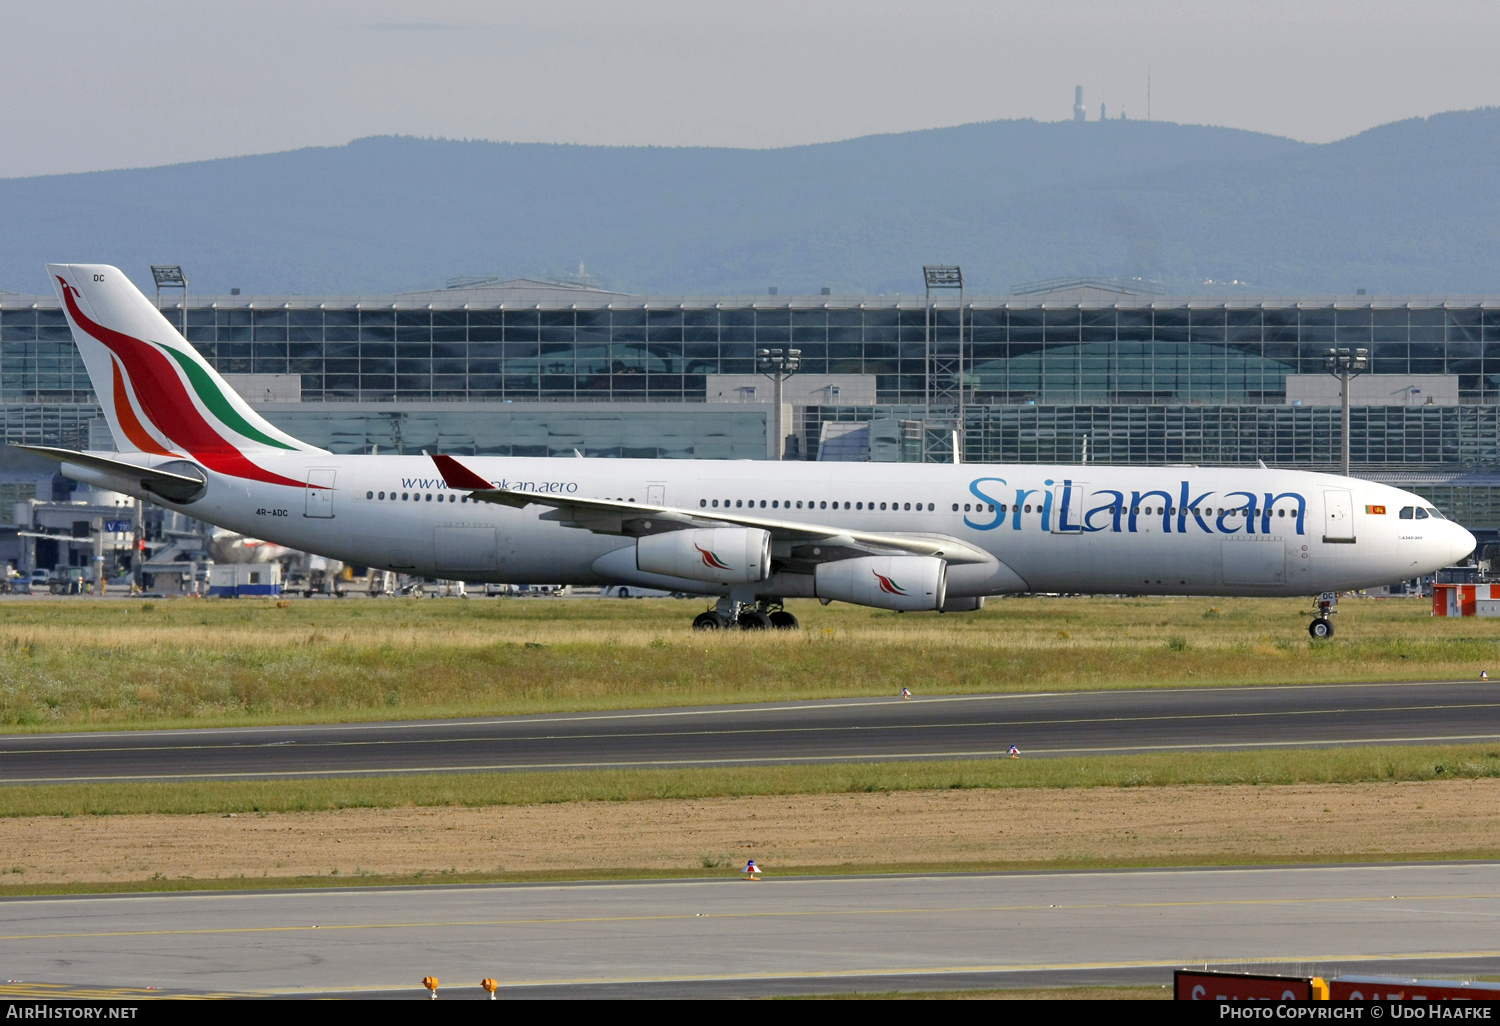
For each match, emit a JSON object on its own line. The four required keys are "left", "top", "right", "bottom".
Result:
{"left": 1448, "top": 522, "right": 1478, "bottom": 565}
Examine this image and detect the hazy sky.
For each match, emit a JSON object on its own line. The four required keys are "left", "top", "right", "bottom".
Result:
{"left": 5, "top": 0, "right": 1497, "bottom": 179}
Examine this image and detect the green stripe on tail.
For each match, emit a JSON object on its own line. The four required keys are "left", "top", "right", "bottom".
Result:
{"left": 159, "top": 346, "right": 297, "bottom": 451}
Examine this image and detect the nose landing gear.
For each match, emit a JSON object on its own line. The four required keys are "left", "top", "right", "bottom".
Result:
{"left": 1308, "top": 591, "right": 1338, "bottom": 639}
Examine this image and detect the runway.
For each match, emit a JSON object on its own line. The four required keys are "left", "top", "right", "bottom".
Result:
{"left": 2, "top": 863, "right": 1499, "bottom": 998}
{"left": 2, "top": 680, "right": 1499, "bottom": 783}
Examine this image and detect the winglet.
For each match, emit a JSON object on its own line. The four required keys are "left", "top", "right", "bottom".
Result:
{"left": 429, "top": 453, "right": 494, "bottom": 491}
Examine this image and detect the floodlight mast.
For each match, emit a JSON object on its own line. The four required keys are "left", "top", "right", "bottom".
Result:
{"left": 150, "top": 265, "right": 188, "bottom": 337}
{"left": 1323, "top": 346, "right": 1369, "bottom": 476}
{"left": 923, "top": 265, "right": 964, "bottom": 462}
{"left": 756, "top": 347, "right": 801, "bottom": 460}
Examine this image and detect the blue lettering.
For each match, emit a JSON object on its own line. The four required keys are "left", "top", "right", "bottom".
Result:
{"left": 1056, "top": 480, "right": 1084, "bottom": 533}
{"left": 1129, "top": 489, "right": 1174, "bottom": 533}
{"left": 1178, "top": 482, "right": 1215, "bottom": 534}
{"left": 964, "top": 477, "right": 1007, "bottom": 530}
{"left": 1263, "top": 491, "right": 1307, "bottom": 535}
{"left": 1041, "top": 481, "right": 1055, "bottom": 532}
{"left": 1084, "top": 490, "right": 1124, "bottom": 533}
{"left": 485, "top": 479, "right": 575, "bottom": 494}
{"left": 1220, "top": 490, "right": 1256, "bottom": 534}
{"left": 1012, "top": 488, "right": 1038, "bottom": 530}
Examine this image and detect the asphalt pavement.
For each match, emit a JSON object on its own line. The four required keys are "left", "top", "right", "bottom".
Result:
{"left": 2, "top": 680, "right": 1498, "bottom": 783}
{"left": 2, "top": 863, "right": 1498, "bottom": 997}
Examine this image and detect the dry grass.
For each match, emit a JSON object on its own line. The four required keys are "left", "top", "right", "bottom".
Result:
{"left": 0, "top": 593, "right": 1495, "bottom": 729}
{"left": 7, "top": 777, "right": 1500, "bottom": 894}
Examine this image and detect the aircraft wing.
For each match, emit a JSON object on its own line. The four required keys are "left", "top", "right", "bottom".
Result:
{"left": 428, "top": 453, "right": 994, "bottom": 566}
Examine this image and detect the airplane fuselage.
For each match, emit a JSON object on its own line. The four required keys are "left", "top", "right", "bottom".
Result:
{"left": 72, "top": 454, "right": 1474, "bottom": 599}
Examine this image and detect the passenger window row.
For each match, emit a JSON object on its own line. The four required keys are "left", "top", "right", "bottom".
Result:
{"left": 356, "top": 488, "right": 1317, "bottom": 523}
{"left": 366, "top": 491, "right": 469, "bottom": 503}
{"left": 698, "top": 499, "right": 937, "bottom": 512}
{"left": 945, "top": 502, "right": 1295, "bottom": 518}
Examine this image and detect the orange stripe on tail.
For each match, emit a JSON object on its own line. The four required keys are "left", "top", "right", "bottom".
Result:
{"left": 112, "top": 359, "right": 178, "bottom": 457}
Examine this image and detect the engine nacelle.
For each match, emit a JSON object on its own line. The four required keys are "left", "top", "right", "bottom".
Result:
{"left": 635, "top": 527, "right": 771, "bottom": 585}
{"left": 815, "top": 556, "right": 947, "bottom": 611}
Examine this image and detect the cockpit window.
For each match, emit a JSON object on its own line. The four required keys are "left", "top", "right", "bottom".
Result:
{"left": 1399, "top": 506, "right": 1414, "bottom": 519}
{"left": 1427, "top": 507, "right": 1446, "bottom": 520}
{"left": 1414, "top": 507, "right": 1429, "bottom": 520}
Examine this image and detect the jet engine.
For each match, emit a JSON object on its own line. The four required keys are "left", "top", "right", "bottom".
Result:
{"left": 635, "top": 527, "right": 771, "bottom": 585}
{"left": 815, "top": 555, "right": 947, "bottom": 611}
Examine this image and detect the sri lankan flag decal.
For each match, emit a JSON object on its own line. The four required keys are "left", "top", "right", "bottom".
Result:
{"left": 1365, "top": 504, "right": 1387, "bottom": 515}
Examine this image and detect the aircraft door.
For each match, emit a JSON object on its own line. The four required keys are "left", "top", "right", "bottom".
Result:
{"left": 1051, "top": 481, "right": 1087, "bottom": 534}
{"left": 647, "top": 484, "right": 665, "bottom": 506}
{"left": 1323, "top": 489, "right": 1355, "bottom": 543}
{"left": 304, "top": 469, "right": 336, "bottom": 518}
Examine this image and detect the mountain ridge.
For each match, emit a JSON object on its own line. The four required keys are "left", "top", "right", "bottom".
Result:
{"left": 2, "top": 111, "right": 1495, "bottom": 296}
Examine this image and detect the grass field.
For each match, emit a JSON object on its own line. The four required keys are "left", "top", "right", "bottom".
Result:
{"left": 0, "top": 593, "right": 1495, "bottom": 730}
{"left": 4, "top": 743, "right": 1497, "bottom": 817}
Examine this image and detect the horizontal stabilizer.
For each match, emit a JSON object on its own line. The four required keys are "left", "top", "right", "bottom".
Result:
{"left": 11, "top": 445, "right": 209, "bottom": 502}
{"left": 10, "top": 445, "right": 205, "bottom": 486}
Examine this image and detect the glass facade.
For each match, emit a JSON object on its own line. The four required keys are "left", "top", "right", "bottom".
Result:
{"left": 804, "top": 403, "right": 1500, "bottom": 470}
{"left": 265, "top": 404, "right": 768, "bottom": 460}
{"left": 2, "top": 293, "right": 1499, "bottom": 478}
{"left": 3, "top": 299, "right": 1499, "bottom": 406}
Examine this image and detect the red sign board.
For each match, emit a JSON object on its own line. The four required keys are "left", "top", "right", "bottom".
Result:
{"left": 1331, "top": 977, "right": 1500, "bottom": 1001}
{"left": 1175, "top": 970, "right": 1312, "bottom": 1001}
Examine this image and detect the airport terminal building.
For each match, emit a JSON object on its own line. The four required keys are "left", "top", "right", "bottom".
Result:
{"left": 3, "top": 275, "right": 1500, "bottom": 535}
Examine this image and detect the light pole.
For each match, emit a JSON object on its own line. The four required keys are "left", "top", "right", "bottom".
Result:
{"left": 150, "top": 265, "right": 188, "bottom": 336}
{"left": 923, "top": 265, "right": 964, "bottom": 462}
{"left": 1323, "top": 346, "right": 1368, "bottom": 477}
{"left": 756, "top": 347, "right": 801, "bottom": 460}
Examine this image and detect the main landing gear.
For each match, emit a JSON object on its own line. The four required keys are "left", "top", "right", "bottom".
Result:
{"left": 1308, "top": 591, "right": 1338, "bottom": 639}
{"left": 692, "top": 599, "right": 799, "bottom": 631}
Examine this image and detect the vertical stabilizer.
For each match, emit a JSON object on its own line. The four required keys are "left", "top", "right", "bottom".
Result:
{"left": 47, "top": 264, "right": 322, "bottom": 462}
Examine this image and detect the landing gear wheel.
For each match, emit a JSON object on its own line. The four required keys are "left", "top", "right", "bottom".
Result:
{"left": 737, "top": 610, "right": 772, "bottom": 630}
{"left": 768, "top": 610, "right": 799, "bottom": 630}
{"left": 1309, "top": 617, "right": 1334, "bottom": 639}
{"left": 692, "top": 611, "right": 723, "bottom": 631}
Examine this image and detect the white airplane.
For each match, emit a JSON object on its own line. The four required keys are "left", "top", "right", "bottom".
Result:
{"left": 21, "top": 264, "right": 1475, "bottom": 638}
